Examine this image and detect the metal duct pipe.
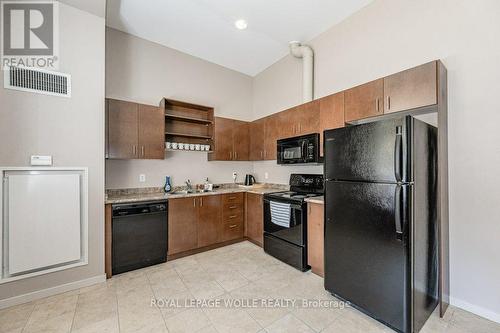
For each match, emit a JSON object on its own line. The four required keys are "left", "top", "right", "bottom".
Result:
{"left": 289, "top": 41, "right": 314, "bottom": 102}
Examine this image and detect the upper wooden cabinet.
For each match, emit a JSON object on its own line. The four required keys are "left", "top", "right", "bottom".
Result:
{"left": 138, "top": 104, "right": 166, "bottom": 159}
{"left": 209, "top": 117, "right": 250, "bottom": 161}
{"left": 107, "top": 99, "right": 139, "bottom": 159}
{"left": 249, "top": 118, "right": 265, "bottom": 160}
{"left": 264, "top": 114, "right": 280, "bottom": 160}
{"left": 232, "top": 120, "right": 250, "bottom": 161}
{"left": 384, "top": 61, "right": 437, "bottom": 114}
{"left": 296, "top": 100, "right": 320, "bottom": 136}
{"left": 344, "top": 79, "right": 384, "bottom": 122}
{"left": 319, "top": 92, "right": 345, "bottom": 156}
{"left": 106, "top": 99, "right": 165, "bottom": 160}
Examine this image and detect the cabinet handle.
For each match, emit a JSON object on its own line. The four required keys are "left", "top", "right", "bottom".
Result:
{"left": 260, "top": 151, "right": 263, "bottom": 159}
{"left": 193, "top": 198, "right": 196, "bottom": 207}
{"left": 229, "top": 206, "right": 237, "bottom": 209}
{"left": 229, "top": 215, "right": 237, "bottom": 219}
{"left": 132, "top": 145, "right": 136, "bottom": 156}
{"left": 375, "top": 98, "right": 379, "bottom": 112}
{"left": 387, "top": 96, "right": 391, "bottom": 110}
{"left": 200, "top": 197, "right": 203, "bottom": 207}
{"left": 234, "top": 151, "right": 237, "bottom": 159}
{"left": 141, "top": 146, "right": 145, "bottom": 157}
{"left": 229, "top": 224, "right": 237, "bottom": 229}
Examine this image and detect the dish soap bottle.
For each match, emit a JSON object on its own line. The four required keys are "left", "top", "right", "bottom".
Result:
{"left": 204, "top": 178, "right": 209, "bottom": 192}
{"left": 164, "top": 176, "right": 172, "bottom": 193}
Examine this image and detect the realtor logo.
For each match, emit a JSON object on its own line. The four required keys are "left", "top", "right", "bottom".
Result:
{"left": 1, "top": 0, "right": 59, "bottom": 69}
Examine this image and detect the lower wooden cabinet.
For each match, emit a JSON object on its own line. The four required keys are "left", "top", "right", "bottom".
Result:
{"left": 197, "top": 195, "right": 222, "bottom": 248}
{"left": 245, "top": 193, "right": 263, "bottom": 246}
{"left": 307, "top": 202, "right": 324, "bottom": 277}
{"left": 168, "top": 197, "right": 198, "bottom": 255}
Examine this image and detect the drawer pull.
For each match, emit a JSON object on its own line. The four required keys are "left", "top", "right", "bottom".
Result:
{"left": 229, "top": 224, "right": 238, "bottom": 228}
{"left": 228, "top": 196, "right": 236, "bottom": 200}
{"left": 229, "top": 206, "right": 237, "bottom": 209}
{"left": 229, "top": 215, "right": 237, "bottom": 219}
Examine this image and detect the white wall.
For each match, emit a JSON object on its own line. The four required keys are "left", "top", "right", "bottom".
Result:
{"left": 251, "top": 0, "right": 500, "bottom": 322}
{"left": 0, "top": 4, "right": 105, "bottom": 302}
{"left": 105, "top": 28, "right": 254, "bottom": 188}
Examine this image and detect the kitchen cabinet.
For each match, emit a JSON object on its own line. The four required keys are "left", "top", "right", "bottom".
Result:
{"left": 250, "top": 118, "right": 265, "bottom": 160}
{"left": 168, "top": 197, "right": 198, "bottom": 255}
{"left": 344, "top": 79, "right": 384, "bottom": 122}
{"left": 232, "top": 120, "right": 250, "bottom": 160}
{"left": 296, "top": 100, "right": 320, "bottom": 136}
{"left": 245, "top": 193, "right": 263, "bottom": 246}
{"left": 138, "top": 104, "right": 166, "bottom": 159}
{"left": 307, "top": 201, "right": 324, "bottom": 277}
{"left": 197, "top": 195, "right": 222, "bottom": 248}
{"left": 107, "top": 99, "right": 138, "bottom": 159}
{"left": 210, "top": 117, "right": 250, "bottom": 161}
{"left": 222, "top": 193, "right": 244, "bottom": 241}
{"left": 319, "top": 92, "right": 345, "bottom": 156}
{"left": 106, "top": 99, "right": 165, "bottom": 160}
{"left": 264, "top": 114, "right": 280, "bottom": 160}
{"left": 384, "top": 61, "right": 437, "bottom": 114}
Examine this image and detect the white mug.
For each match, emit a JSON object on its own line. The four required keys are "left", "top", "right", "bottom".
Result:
{"left": 184, "top": 143, "right": 190, "bottom": 150}
{"left": 172, "top": 142, "right": 178, "bottom": 149}
{"left": 166, "top": 142, "right": 172, "bottom": 149}
{"left": 178, "top": 143, "right": 184, "bottom": 150}
{"left": 189, "top": 144, "right": 195, "bottom": 150}
{"left": 195, "top": 144, "right": 201, "bottom": 151}
{"left": 205, "top": 144, "right": 210, "bottom": 151}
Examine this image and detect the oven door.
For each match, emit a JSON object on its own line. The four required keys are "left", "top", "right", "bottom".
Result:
{"left": 263, "top": 197, "right": 305, "bottom": 246}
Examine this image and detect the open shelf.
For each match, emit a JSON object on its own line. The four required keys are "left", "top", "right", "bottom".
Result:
{"left": 166, "top": 149, "right": 213, "bottom": 153}
{"left": 165, "top": 113, "right": 213, "bottom": 124}
{"left": 161, "top": 98, "right": 214, "bottom": 148}
{"left": 165, "top": 132, "right": 212, "bottom": 140}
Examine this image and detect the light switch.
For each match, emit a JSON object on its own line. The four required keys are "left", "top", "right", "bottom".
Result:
{"left": 139, "top": 174, "right": 146, "bottom": 182}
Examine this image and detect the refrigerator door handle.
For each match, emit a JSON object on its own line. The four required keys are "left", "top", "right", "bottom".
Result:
{"left": 394, "top": 185, "right": 403, "bottom": 238}
{"left": 394, "top": 126, "right": 403, "bottom": 182}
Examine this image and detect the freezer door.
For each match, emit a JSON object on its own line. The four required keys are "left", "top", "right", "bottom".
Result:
{"left": 324, "top": 117, "right": 410, "bottom": 183}
{"left": 324, "top": 180, "right": 410, "bottom": 332}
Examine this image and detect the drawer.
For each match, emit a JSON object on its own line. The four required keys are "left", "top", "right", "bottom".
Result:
{"left": 222, "top": 193, "right": 244, "bottom": 205}
{"left": 222, "top": 220, "right": 244, "bottom": 241}
{"left": 223, "top": 213, "right": 243, "bottom": 225}
{"left": 223, "top": 204, "right": 243, "bottom": 218}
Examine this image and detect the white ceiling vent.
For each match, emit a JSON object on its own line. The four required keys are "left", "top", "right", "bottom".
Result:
{"left": 3, "top": 66, "right": 71, "bottom": 98}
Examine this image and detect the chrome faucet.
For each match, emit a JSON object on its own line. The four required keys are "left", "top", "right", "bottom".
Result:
{"left": 185, "top": 179, "right": 193, "bottom": 193}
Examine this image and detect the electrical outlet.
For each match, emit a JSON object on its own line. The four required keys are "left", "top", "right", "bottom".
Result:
{"left": 232, "top": 172, "right": 237, "bottom": 182}
{"left": 139, "top": 174, "right": 146, "bottom": 183}
{"left": 264, "top": 172, "right": 269, "bottom": 180}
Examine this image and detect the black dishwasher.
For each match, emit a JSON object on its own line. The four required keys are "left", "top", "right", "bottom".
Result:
{"left": 112, "top": 201, "right": 168, "bottom": 275}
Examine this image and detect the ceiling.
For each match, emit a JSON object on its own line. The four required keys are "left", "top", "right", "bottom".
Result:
{"left": 106, "top": 0, "right": 373, "bottom": 76}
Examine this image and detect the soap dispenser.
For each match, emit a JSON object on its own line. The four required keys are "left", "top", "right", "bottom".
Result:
{"left": 164, "top": 176, "right": 172, "bottom": 193}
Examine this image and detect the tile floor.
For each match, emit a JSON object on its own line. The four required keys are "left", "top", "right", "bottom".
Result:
{"left": 1, "top": 241, "right": 500, "bottom": 333}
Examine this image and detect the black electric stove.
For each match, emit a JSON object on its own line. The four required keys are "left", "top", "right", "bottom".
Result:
{"left": 263, "top": 174, "right": 324, "bottom": 271}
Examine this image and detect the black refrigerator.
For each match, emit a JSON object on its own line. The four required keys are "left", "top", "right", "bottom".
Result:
{"left": 324, "top": 116, "right": 438, "bottom": 333}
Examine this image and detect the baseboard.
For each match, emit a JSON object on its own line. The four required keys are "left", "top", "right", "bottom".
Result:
{"left": 0, "top": 274, "right": 106, "bottom": 310}
{"left": 450, "top": 296, "right": 500, "bottom": 324}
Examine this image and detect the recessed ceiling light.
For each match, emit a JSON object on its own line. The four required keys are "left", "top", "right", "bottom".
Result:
{"left": 234, "top": 19, "right": 248, "bottom": 30}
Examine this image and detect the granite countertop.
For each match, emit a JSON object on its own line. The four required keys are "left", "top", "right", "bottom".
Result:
{"left": 105, "top": 184, "right": 287, "bottom": 204}
{"left": 305, "top": 196, "right": 324, "bottom": 204}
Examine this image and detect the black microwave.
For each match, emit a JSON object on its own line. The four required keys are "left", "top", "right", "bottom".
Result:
{"left": 277, "top": 133, "right": 321, "bottom": 164}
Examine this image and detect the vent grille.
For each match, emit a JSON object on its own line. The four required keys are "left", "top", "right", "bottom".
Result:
{"left": 4, "top": 66, "right": 71, "bottom": 97}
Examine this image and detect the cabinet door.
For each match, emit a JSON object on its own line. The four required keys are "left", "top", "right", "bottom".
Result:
{"left": 319, "top": 93, "right": 345, "bottom": 156}
{"left": 279, "top": 107, "right": 299, "bottom": 139}
{"left": 264, "top": 114, "right": 280, "bottom": 160}
{"left": 168, "top": 197, "right": 198, "bottom": 254}
{"left": 307, "top": 202, "right": 324, "bottom": 277}
{"left": 384, "top": 61, "right": 437, "bottom": 114}
{"left": 245, "top": 193, "right": 263, "bottom": 246}
{"left": 233, "top": 120, "right": 250, "bottom": 161}
{"left": 250, "top": 119, "right": 265, "bottom": 160}
{"left": 211, "top": 117, "right": 234, "bottom": 160}
{"left": 138, "top": 104, "right": 165, "bottom": 159}
{"left": 344, "top": 79, "right": 384, "bottom": 122}
{"left": 107, "top": 99, "right": 138, "bottom": 159}
{"left": 296, "top": 100, "right": 320, "bottom": 135}
{"left": 197, "top": 195, "right": 222, "bottom": 247}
